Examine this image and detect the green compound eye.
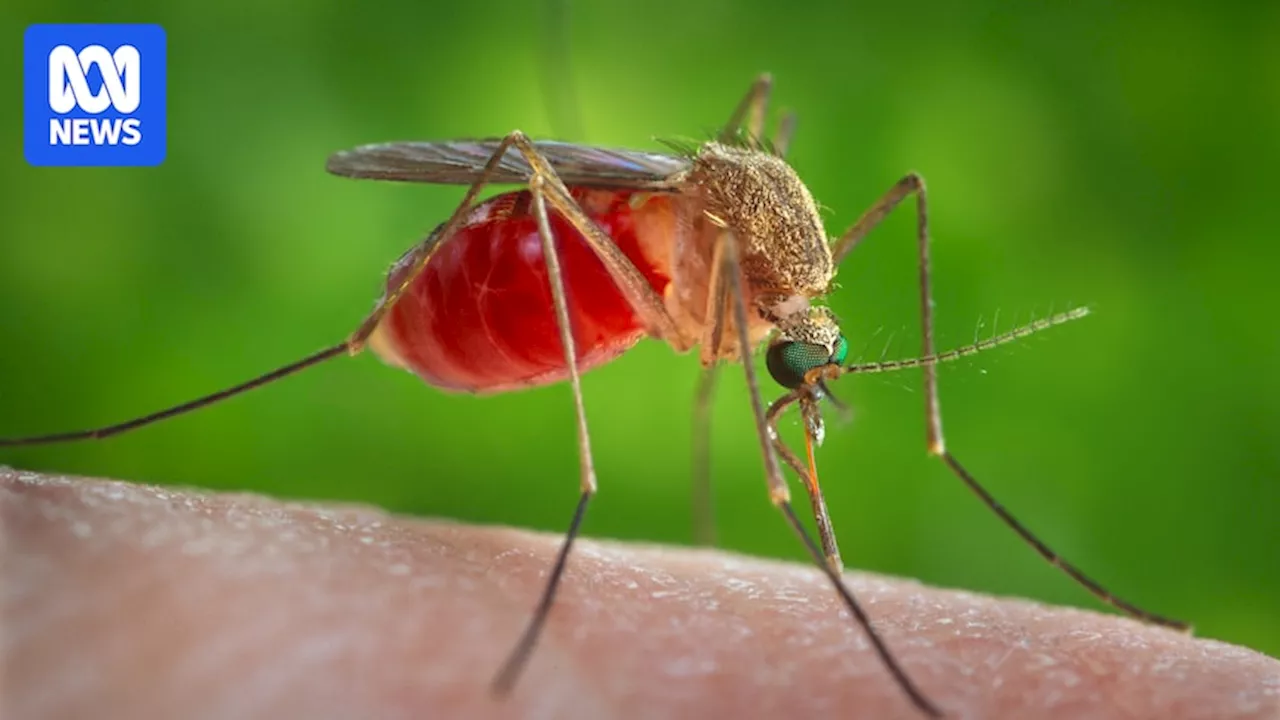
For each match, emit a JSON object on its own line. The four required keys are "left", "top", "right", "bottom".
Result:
{"left": 766, "top": 334, "right": 849, "bottom": 389}
{"left": 831, "top": 334, "right": 849, "bottom": 365}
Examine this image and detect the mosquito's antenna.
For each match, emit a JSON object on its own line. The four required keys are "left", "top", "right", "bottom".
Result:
{"left": 840, "top": 307, "right": 1090, "bottom": 377}
{"left": 0, "top": 342, "right": 350, "bottom": 447}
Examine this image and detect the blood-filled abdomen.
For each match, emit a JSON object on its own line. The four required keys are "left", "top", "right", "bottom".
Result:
{"left": 368, "top": 188, "right": 673, "bottom": 394}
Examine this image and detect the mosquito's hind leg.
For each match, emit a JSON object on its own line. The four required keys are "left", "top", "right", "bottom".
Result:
{"left": 0, "top": 345, "right": 350, "bottom": 447}
{"left": 346, "top": 135, "right": 528, "bottom": 352}
{"left": 830, "top": 173, "right": 1191, "bottom": 631}
{"left": 0, "top": 135, "right": 567, "bottom": 449}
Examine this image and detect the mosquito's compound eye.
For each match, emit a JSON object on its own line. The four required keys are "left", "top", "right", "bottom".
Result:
{"left": 766, "top": 334, "right": 849, "bottom": 389}
{"left": 831, "top": 334, "right": 849, "bottom": 365}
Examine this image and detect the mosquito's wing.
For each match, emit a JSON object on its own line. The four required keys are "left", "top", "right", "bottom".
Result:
{"left": 325, "top": 139, "right": 691, "bottom": 190}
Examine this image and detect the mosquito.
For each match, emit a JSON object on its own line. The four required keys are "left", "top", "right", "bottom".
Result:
{"left": 0, "top": 74, "right": 1189, "bottom": 717}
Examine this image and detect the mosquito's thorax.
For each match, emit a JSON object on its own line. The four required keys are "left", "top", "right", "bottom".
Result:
{"left": 688, "top": 141, "right": 834, "bottom": 296}
{"left": 660, "top": 141, "right": 836, "bottom": 362}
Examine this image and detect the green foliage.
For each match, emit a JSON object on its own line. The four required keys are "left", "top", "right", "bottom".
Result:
{"left": 1, "top": 0, "right": 1276, "bottom": 658}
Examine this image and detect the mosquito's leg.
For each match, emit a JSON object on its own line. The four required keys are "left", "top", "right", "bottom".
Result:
{"left": 345, "top": 136, "right": 525, "bottom": 351}
{"left": 688, "top": 233, "right": 734, "bottom": 546}
{"left": 833, "top": 173, "right": 1190, "bottom": 631}
{"left": 829, "top": 173, "right": 923, "bottom": 265}
{"left": 347, "top": 130, "right": 687, "bottom": 356}
{"left": 489, "top": 131, "right": 718, "bottom": 693}
{"left": 767, "top": 308, "right": 1094, "bottom": 568}
{"left": 0, "top": 344, "right": 349, "bottom": 447}
{"left": 765, "top": 391, "right": 843, "bottom": 572}
{"left": 764, "top": 392, "right": 805, "bottom": 481}
{"left": 491, "top": 173, "right": 598, "bottom": 695}
{"left": 772, "top": 111, "right": 797, "bottom": 159}
{"left": 719, "top": 73, "right": 773, "bottom": 148}
{"left": 0, "top": 136, "right": 552, "bottom": 447}
{"left": 2, "top": 140, "right": 538, "bottom": 446}
{"left": 713, "top": 226, "right": 941, "bottom": 717}
{"left": 690, "top": 366, "right": 719, "bottom": 547}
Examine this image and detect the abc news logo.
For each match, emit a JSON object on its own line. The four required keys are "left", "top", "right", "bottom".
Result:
{"left": 24, "top": 24, "right": 167, "bottom": 167}
{"left": 48, "top": 44, "right": 143, "bottom": 147}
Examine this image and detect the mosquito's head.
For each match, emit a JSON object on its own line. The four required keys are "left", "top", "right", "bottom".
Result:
{"left": 765, "top": 305, "right": 849, "bottom": 389}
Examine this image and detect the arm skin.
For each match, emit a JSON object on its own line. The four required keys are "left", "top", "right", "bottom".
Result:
{"left": 2, "top": 468, "right": 1276, "bottom": 720}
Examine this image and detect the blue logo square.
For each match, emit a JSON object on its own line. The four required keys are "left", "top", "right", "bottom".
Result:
{"left": 23, "top": 24, "right": 167, "bottom": 167}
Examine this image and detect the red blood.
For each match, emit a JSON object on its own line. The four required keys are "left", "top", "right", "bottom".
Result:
{"left": 375, "top": 188, "right": 671, "bottom": 393}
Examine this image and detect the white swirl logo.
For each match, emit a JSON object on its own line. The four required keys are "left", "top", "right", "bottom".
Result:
{"left": 48, "top": 44, "right": 140, "bottom": 114}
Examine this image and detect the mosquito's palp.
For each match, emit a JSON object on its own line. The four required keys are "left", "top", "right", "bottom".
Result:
{"left": 814, "top": 376, "right": 857, "bottom": 420}
{"left": 817, "top": 379, "right": 845, "bottom": 410}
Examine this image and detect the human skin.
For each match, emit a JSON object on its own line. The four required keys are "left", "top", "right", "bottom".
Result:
{"left": 2, "top": 468, "right": 1276, "bottom": 720}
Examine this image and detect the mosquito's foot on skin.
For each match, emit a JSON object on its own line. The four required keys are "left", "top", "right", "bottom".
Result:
{"left": 4, "top": 468, "right": 1277, "bottom": 720}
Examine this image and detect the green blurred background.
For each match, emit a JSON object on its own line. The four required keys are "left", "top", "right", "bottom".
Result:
{"left": 2, "top": 0, "right": 1276, "bottom": 659}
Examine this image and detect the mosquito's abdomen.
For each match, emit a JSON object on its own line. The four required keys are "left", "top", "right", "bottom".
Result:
{"left": 370, "top": 189, "right": 673, "bottom": 393}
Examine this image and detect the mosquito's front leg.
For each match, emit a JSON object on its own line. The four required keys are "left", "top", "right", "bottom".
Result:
{"left": 765, "top": 391, "right": 843, "bottom": 572}
{"left": 710, "top": 226, "right": 942, "bottom": 717}
{"left": 831, "top": 173, "right": 1190, "bottom": 631}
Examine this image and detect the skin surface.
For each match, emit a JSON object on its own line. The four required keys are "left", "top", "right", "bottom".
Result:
{"left": 2, "top": 468, "right": 1277, "bottom": 720}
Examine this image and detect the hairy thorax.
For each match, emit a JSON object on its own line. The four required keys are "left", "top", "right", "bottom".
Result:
{"left": 650, "top": 142, "right": 835, "bottom": 363}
